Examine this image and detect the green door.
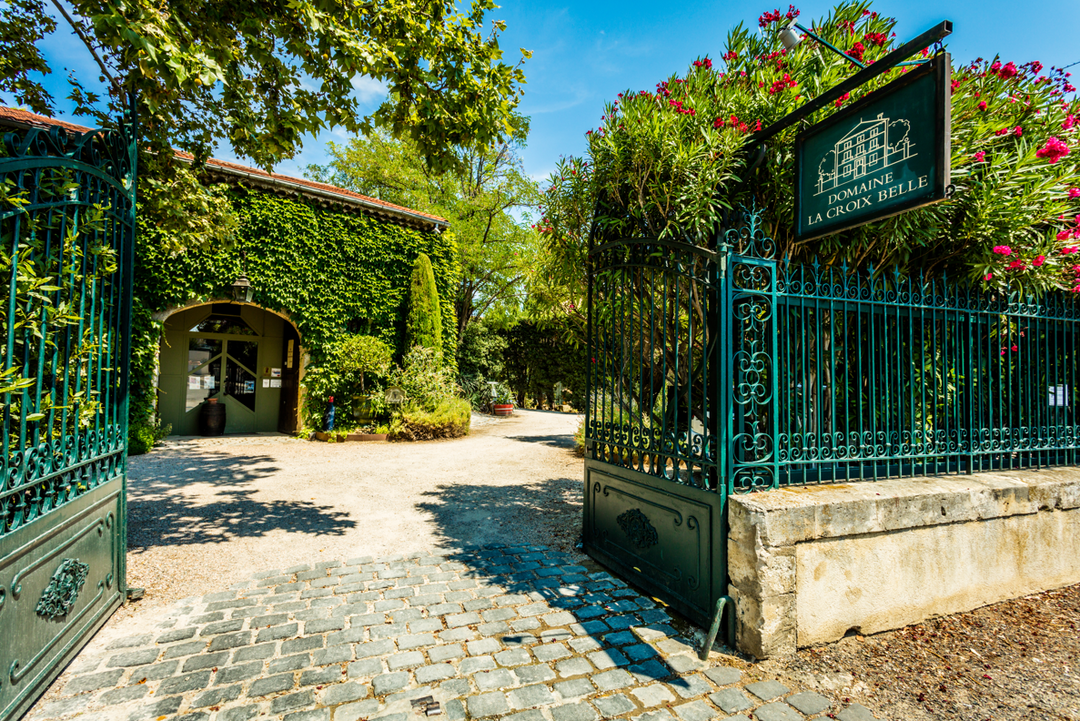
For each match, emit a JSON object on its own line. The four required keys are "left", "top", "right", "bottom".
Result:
{"left": 161, "top": 304, "right": 286, "bottom": 435}
{"left": 185, "top": 336, "right": 259, "bottom": 434}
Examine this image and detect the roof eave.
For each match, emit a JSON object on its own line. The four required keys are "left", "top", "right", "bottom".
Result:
{"left": 186, "top": 158, "right": 448, "bottom": 231}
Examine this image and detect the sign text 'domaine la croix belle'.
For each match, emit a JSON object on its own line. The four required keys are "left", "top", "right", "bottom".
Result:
{"left": 794, "top": 54, "right": 951, "bottom": 242}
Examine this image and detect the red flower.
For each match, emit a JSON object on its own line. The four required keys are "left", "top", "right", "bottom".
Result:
{"left": 848, "top": 42, "right": 866, "bottom": 63}
{"left": 1033, "top": 255, "right": 1047, "bottom": 267}
{"left": 998, "top": 62, "right": 1019, "bottom": 80}
{"left": 978, "top": 101, "right": 987, "bottom": 111}
{"left": 1035, "top": 136, "right": 1070, "bottom": 164}
{"left": 835, "top": 92, "right": 850, "bottom": 108}
{"left": 864, "top": 32, "right": 888, "bottom": 47}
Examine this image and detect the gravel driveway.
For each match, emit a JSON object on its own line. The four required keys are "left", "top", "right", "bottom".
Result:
{"left": 124, "top": 409, "right": 585, "bottom": 611}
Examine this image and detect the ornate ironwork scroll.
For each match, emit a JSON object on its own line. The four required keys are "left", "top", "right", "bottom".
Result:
{"left": 616, "top": 508, "right": 659, "bottom": 549}
{"left": 721, "top": 206, "right": 779, "bottom": 493}
{"left": 35, "top": 559, "right": 89, "bottom": 619}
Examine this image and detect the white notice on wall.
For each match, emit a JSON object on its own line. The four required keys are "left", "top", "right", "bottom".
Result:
{"left": 1049, "top": 385, "right": 1069, "bottom": 406}
{"left": 270, "top": 379, "right": 281, "bottom": 388}
{"left": 262, "top": 378, "right": 270, "bottom": 388}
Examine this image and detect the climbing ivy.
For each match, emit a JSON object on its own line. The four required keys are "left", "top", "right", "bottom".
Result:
{"left": 130, "top": 184, "right": 459, "bottom": 435}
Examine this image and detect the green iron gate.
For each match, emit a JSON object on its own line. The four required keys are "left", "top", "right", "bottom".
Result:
{"left": 582, "top": 207, "right": 777, "bottom": 627}
{"left": 585, "top": 202, "right": 1080, "bottom": 629}
{"left": 0, "top": 116, "right": 136, "bottom": 720}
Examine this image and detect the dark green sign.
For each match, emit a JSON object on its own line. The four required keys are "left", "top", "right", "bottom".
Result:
{"left": 794, "top": 53, "right": 951, "bottom": 241}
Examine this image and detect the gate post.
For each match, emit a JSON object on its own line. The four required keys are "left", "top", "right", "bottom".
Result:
{"left": 720, "top": 206, "right": 780, "bottom": 493}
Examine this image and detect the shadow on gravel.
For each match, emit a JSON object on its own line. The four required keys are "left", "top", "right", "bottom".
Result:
{"left": 505, "top": 433, "right": 577, "bottom": 450}
{"left": 416, "top": 477, "right": 582, "bottom": 551}
{"left": 126, "top": 450, "right": 356, "bottom": 551}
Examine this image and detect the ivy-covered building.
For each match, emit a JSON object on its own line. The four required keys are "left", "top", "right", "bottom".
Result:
{"left": 1, "top": 108, "right": 455, "bottom": 438}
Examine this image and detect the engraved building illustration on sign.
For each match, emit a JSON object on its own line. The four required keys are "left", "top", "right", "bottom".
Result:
{"left": 815, "top": 113, "right": 915, "bottom": 195}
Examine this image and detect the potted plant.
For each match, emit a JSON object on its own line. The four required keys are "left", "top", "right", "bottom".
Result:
{"left": 492, "top": 384, "right": 514, "bottom": 417}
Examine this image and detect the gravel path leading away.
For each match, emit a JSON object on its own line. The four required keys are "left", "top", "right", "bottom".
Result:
{"left": 124, "top": 410, "right": 585, "bottom": 613}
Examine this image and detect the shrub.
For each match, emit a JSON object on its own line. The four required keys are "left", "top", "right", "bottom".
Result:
{"left": 459, "top": 377, "right": 514, "bottom": 412}
{"left": 389, "top": 397, "right": 471, "bottom": 440}
{"left": 387, "top": 345, "right": 460, "bottom": 408}
{"left": 337, "top": 335, "right": 393, "bottom": 391}
{"left": 405, "top": 253, "right": 443, "bottom": 355}
{"left": 301, "top": 334, "right": 393, "bottom": 430}
{"left": 128, "top": 419, "right": 171, "bottom": 456}
{"left": 573, "top": 417, "right": 586, "bottom": 457}
{"left": 539, "top": 1, "right": 1080, "bottom": 294}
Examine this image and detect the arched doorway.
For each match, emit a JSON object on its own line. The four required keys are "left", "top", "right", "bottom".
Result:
{"left": 158, "top": 303, "right": 301, "bottom": 435}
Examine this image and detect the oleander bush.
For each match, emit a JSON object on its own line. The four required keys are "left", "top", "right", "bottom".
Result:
{"left": 537, "top": 0, "right": 1080, "bottom": 295}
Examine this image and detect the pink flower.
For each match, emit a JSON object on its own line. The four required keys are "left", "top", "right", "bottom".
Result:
{"left": 1064, "top": 115, "right": 1076, "bottom": 130}
{"left": 998, "top": 62, "right": 1019, "bottom": 80}
{"left": 1035, "top": 137, "right": 1070, "bottom": 164}
{"left": 978, "top": 101, "right": 987, "bottom": 111}
{"left": 974, "top": 151, "right": 986, "bottom": 162}
{"left": 1060, "top": 231, "right": 1074, "bottom": 241}
{"left": 1061, "top": 246, "right": 1079, "bottom": 254}
{"left": 1033, "top": 255, "right": 1046, "bottom": 267}
{"left": 1069, "top": 188, "right": 1080, "bottom": 198}
{"left": 1014, "top": 126, "right": 1023, "bottom": 137}
{"left": 992, "top": 245, "right": 1012, "bottom": 255}
{"left": 1011, "top": 344, "right": 1019, "bottom": 352}
{"left": 1008, "top": 259, "right": 1026, "bottom": 270}
{"left": 984, "top": 273, "right": 994, "bottom": 281}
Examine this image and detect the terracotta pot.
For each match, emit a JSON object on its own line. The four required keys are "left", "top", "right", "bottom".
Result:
{"left": 493, "top": 403, "right": 514, "bottom": 416}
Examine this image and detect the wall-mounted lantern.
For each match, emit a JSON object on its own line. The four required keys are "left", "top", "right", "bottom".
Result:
{"left": 231, "top": 274, "right": 253, "bottom": 303}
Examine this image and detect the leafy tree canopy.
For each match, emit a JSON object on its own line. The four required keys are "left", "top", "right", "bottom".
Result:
{"left": 307, "top": 122, "right": 541, "bottom": 337}
{"left": 1, "top": 0, "right": 529, "bottom": 174}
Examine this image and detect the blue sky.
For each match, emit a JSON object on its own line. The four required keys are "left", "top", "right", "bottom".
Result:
{"left": 30, "top": 0, "right": 1080, "bottom": 187}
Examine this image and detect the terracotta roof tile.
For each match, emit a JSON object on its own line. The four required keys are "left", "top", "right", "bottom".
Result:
{"left": 0, "top": 106, "right": 447, "bottom": 226}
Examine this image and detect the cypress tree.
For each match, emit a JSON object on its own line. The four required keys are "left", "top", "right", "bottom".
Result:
{"left": 405, "top": 252, "right": 442, "bottom": 356}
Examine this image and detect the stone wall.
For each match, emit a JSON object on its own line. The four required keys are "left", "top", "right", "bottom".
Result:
{"left": 727, "top": 469, "right": 1080, "bottom": 658}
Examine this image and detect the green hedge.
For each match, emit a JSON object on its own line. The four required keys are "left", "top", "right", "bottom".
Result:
{"left": 130, "top": 184, "right": 459, "bottom": 440}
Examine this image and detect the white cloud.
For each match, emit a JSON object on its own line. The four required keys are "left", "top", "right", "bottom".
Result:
{"left": 351, "top": 75, "right": 389, "bottom": 103}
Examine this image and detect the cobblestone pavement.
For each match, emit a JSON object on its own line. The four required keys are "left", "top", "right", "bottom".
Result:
{"left": 30, "top": 545, "right": 882, "bottom": 721}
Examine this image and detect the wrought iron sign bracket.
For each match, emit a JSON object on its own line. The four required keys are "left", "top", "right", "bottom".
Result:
{"left": 751, "top": 19, "right": 953, "bottom": 147}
